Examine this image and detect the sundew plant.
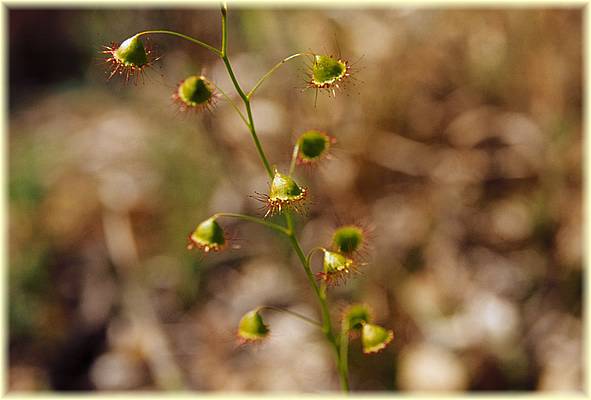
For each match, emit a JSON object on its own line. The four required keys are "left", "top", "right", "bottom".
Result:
{"left": 104, "top": 3, "right": 393, "bottom": 392}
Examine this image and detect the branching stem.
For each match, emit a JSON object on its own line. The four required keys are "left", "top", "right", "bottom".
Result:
{"left": 213, "top": 4, "right": 350, "bottom": 391}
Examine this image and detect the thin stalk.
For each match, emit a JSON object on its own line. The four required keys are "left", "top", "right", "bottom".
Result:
{"left": 136, "top": 30, "right": 220, "bottom": 56}
{"left": 258, "top": 305, "right": 322, "bottom": 328}
{"left": 289, "top": 142, "right": 300, "bottom": 176}
{"left": 339, "top": 323, "right": 350, "bottom": 391}
{"left": 219, "top": 8, "right": 273, "bottom": 178}
{"left": 210, "top": 82, "right": 249, "bottom": 127}
{"left": 306, "top": 246, "right": 325, "bottom": 263}
{"left": 221, "top": 2, "right": 228, "bottom": 56}
{"left": 213, "top": 212, "right": 289, "bottom": 235}
{"left": 285, "top": 213, "right": 348, "bottom": 391}
{"left": 247, "top": 53, "right": 306, "bottom": 99}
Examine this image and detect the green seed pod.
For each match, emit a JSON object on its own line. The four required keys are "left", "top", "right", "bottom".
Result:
{"left": 342, "top": 304, "right": 372, "bottom": 331}
{"left": 312, "top": 55, "right": 347, "bottom": 86}
{"left": 332, "top": 225, "right": 364, "bottom": 254}
{"left": 361, "top": 323, "right": 394, "bottom": 354}
{"left": 175, "top": 75, "right": 216, "bottom": 111}
{"left": 296, "top": 130, "right": 335, "bottom": 164}
{"left": 270, "top": 172, "right": 304, "bottom": 200}
{"left": 260, "top": 170, "right": 307, "bottom": 217}
{"left": 317, "top": 250, "right": 355, "bottom": 286}
{"left": 103, "top": 34, "right": 155, "bottom": 82}
{"left": 308, "top": 54, "right": 350, "bottom": 95}
{"left": 187, "top": 217, "right": 226, "bottom": 252}
{"left": 237, "top": 309, "right": 269, "bottom": 343}
{"left": 114, "top": 35, "right": 148, "bottom": 68}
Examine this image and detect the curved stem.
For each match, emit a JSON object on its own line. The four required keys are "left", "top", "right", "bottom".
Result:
{"left": 258, "top": 305, "right": 321, "bottom": 328}
{"left": 210, "top": 82, "right": 249, "bottom": 127}
{"left": 289, "top": 142, "right": 300, "bottom": 176}
{"left": 247, "top": 53, "right": 307, "bottom": 99}
{"left": 136, "top": 30, "right": 221, "bottom": 56}
{"left": 306, "top": 246, "right": 326, "bottom": 268}
{"left": 213, "top": 212, "right": 289, "bottom": 235}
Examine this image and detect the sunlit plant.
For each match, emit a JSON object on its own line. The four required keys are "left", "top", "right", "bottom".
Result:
{"left": 104, "top": 3, "right": 392, "bottom": 392}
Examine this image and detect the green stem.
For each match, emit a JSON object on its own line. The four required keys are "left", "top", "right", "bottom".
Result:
{"left": 210, "top": 82, "right": 249, "bottom": 127}
{"left": 247, "top": 53, "right": 306, "bottom": 99}
{"left": 289, "top": 142, "right": 300, "bottom": 176}
{"left": 306, "top": 246, "right": 326, "bottom": 264}
{"left": 217, "top": 5, "right": 349, "bottom": 391}
{"left": 136, "top": 30, "right": 221, "bottom": 56}
{"left": 285, "top": 213, "right": 349, "bottom": 391}
{"left": 258, "top": 305, "right": 321, "bottom": 328}
{"left": 339, "top": 323, "right": 350, "bottom": 391}
{"left": 219, "top": 7, "right": 274, "bottom": 178}
{"left": 213, "top": 212, "right": 289, "bottom": 235}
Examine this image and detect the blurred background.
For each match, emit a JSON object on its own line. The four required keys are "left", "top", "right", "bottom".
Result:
{"left": 8, "top": 5, "right": 583, "bottom": 392}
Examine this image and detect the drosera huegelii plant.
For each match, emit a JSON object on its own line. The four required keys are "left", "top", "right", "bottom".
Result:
{"left": 103, "top": 3, "right": 393, "bottom": 392}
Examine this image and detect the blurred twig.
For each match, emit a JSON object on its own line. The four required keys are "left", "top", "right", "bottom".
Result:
{"left": 102, "top": 209, "right": 186, "bottom": 390}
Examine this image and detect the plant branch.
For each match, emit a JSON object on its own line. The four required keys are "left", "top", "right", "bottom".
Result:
{"left": 289, "top": 142, "right": 300, "bottom": 176}
{"left": 258, "top": 305, "right": 322, "bottom": 328}
{"left": 210, "top": 82, "right": 249, "bottom": 127}
{"left": 214, "top": 212, "right": 289, "bottom": 235}
{"left": 136, "top": 30, "right": 221, "bottom": 56}
{"left": 247, "top": 53, "right": 306, "bottom": 99}
{"left": 339, "top": 322, "right": 350, "bottom": 391}
{"left": 219, "top": 7, "right": 274, "bottom": 178}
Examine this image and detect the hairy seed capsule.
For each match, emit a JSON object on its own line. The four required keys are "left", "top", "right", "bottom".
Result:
{"left": 175, "top": 75, "right": 216, "bottom": 111}
{"left": 312, "top": 55, "right": 347, "bottom": 86}
{"left": 308, "top": 54, "right": 351, "bottom": 96}
{"left": 317, "top": 250, "right": 356, "bottom": 285}
{"left": 187, "top": 217, "right": 225, "bottom": 252}
{"left": 296, "top": 130, "right": 334, "bottom": 164}
{"left": 114, "top": 35, "right": 148, "bottom": 67}
{"left": 332, "top": 225, "right": 364, "bottom": 254}
{"left": 103, "top": 34, "right": 156, "bottom": 83}
{"left": 342, "top": 304, "right": 372, "bottom": 331}
{"left": 361, "top": 323, "right": 394, "bottom": 354}
{"left": 237, "top": 309, "right": 269, "bottom": 343}
{"left": 260, "top": 170, "right": 307, "bottom": 217}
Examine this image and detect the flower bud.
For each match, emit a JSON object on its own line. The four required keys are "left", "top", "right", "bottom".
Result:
{"left": 308, "top": 54, "right": 350, "bottom": 95}
{"left": 296, "top": 130, "right": 335, "bottom": 164}
{"left": 174, "top": 75, "right": 216, "bottom": 111}
{"left": 342, "top": 304, "right": 372, "bottom": 331}
{"left": 332, "top": 225, "right": 364, "bottom": 254}
{"left": 361, "top": 323, "right": 394, "bottom": 354}
{"left": 237, "top": 309, "right": 269, "bottom": 343}
{"left": 187, "top": 217, "right": 225, "bottom": 252}
{"left": 259, "top": 170, "right": 307, "bottom": 217}
{"left": 317, "top": 250, "right": 355, "bottom": 286}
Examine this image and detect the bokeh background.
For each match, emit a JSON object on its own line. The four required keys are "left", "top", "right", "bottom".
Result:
{"left": 8, "top": 5, "right": 583, "bottom": 392}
